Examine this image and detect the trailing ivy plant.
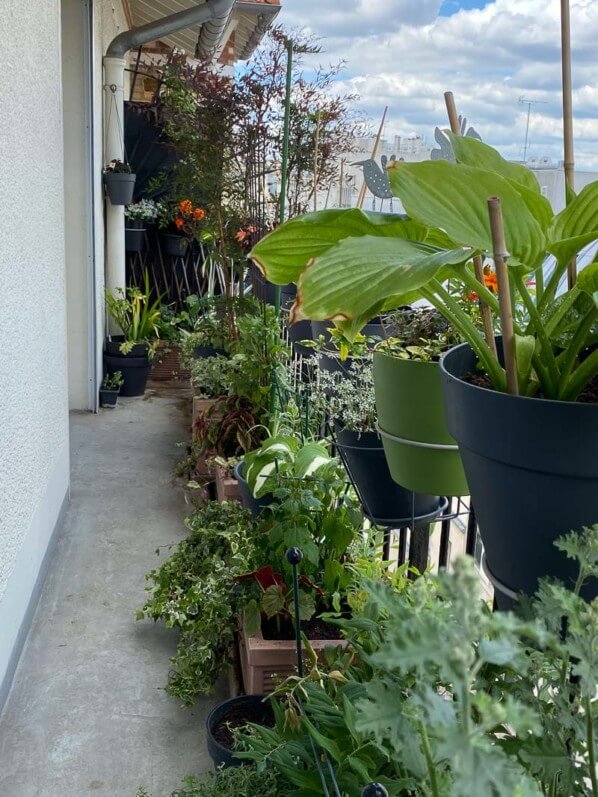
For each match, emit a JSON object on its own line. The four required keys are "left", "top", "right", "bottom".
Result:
{"left": 238, "top": 526, "right": 598, "bottom": 796}
{"left": 136, "top": 501, "right": 261, "bottom": 705}
{"left": 251, "top": 135, "right": 598, "bottom": 401}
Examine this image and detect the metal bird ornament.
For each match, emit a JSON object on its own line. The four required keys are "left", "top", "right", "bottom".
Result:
{"left": 431, "top": 115, "right": 482, "bottom": 161}
{"left": 353, "top": 154, "right": 396, "bottom": 199}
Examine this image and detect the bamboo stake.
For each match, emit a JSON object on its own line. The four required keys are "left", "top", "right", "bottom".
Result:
{"left": 445, "top": 91, "right": 497, "bottom": 356}
{"left": 338, "top": 158, "right": 345, "bottom": 208}
{"left": 357, "top": 106, "right": 388, "bottom": 209}
{"left": 560, "top": 0, "right": 576, "bottom": 288}
{"left": 444, "top": 91, "right": 461, "bottom": 135}
{"left": 488, "top": 197, "right": 518, "bottom": 395}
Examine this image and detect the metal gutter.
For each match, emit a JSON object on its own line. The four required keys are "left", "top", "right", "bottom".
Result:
{"left": 106, "top": 0, "right": 235, "bottom": 57}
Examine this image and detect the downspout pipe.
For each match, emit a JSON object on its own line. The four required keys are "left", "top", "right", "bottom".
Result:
{"left": 103, "top": 0, "right": 235, "bottom": 301}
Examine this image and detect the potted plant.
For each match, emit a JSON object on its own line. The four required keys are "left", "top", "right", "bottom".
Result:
{"left": 312, "top": 350, "right": 442, "bottom": 521}
{"left": 104, "top": 270, "right": 162, "bottom": 397}
{"left": 99, "top": 370, "right": 123, "bottom": 408}
{"left": 157, "top": 198, "right": 206, "bottom": 257}
{"left": 124, "top": 199, "right": 158, "bottom": 252}
{"left": 103, "top": 159, "right": 136, "bottom": 205}
{"left": 249, "top": 133, "right": 598, "bottom": 605}
{"left": 206, "top": 694, "right": 275, "bottom": 769}
{"left": 237, "top": 527, "right": 598, "bottom": 794}
{"left": 372, "top": 306, "right": 470, "bottom": 497}
{"left": 237, "top": 443, "right": 359, "bottom": 694}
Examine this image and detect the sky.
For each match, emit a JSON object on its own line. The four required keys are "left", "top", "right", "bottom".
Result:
{"left": 276, "top": 0, "right": 598, "bottom": 170}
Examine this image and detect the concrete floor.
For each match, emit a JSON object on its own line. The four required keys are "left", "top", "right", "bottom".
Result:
{"left": 0, "top": 391, "right": 224, "bottom": 797}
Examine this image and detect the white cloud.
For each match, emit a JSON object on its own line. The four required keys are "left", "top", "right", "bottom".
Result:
{"left": 277, "top": 0, "right": 598, "bottom": 169}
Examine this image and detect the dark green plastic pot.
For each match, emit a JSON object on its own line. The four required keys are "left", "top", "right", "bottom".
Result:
{"left": 373, "top": 350, "right": 469, "bottom": 496}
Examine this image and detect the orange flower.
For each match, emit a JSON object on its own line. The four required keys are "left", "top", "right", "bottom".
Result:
{"left": 465, "top": 290, "right": 478, "bottom": 302}
{"left": 235, "top": 229, "right": 248, "bottom": 242}
{"left": 192, "top": 207, "right": 206, "bottom": 222}
{"left": 178, "top": 199, "right": 193, "bottom": 215}
{"left": 174, "top": 216, "right": 185, "bottom": 230}
{"left": 483, "top": 271, "right": 498, "bottom": 293}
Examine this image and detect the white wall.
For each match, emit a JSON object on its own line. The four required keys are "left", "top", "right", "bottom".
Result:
{"left": 0, "top": 1, "right": 70, "bottom": 700}
{"left": 64, "top": 0, "right": 129, "bottom": 411}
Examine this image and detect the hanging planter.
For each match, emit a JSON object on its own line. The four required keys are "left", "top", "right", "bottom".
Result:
{"left": 334, "top": 424, "right": 441, "bottom": 523}
{"left": 374, "top": 350, "right": 469, "bottom": 497}
{"left": 125, "top": 219, "right": 145, "bottom": 252}
{"left": 160, "top": 233, "right": 189, "bottom": 258}
{"left": 103, "top": 160, "right": 136, "bottom": 206}
{"left": 441, "top": 340, "right": 598, "bottom": 608}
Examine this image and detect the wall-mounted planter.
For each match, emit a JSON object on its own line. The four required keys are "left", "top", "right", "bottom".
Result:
{"left": 104, "top": 172, "right": 136, "bottom": 205}
{"left": 160, "top": 233, "right": 189, "bottom": 257}
{"left": 125, "top": 219, "right": 146, "bottom": 252}
{"left": 374, "top": 350, "right": 469, "bottom": 497}
{"left": 239, "top": 620, "right": 347, "bottom": 695}
{"left": 441, "top": 339, "right": 598, "bottom": 608}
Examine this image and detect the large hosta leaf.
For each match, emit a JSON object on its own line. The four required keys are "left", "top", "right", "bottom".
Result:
{"left": 388, "top": 160, "right": 546, "bottom": 268}
{"left": 447, "top": 132, "right": 541, "bottom": 194}
{"left": 249, "top": 208, "right": 428, "bottom": 285}
{"left": 549, "top": 181, "right": 598, "bottom": 265}
{"left": 294, "top": 236, "right": 472, "bottom": 321}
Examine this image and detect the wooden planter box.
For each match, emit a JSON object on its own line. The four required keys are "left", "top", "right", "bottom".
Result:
{"left": 214, "top": 466, "right": 241, "bottom": 503}
{"left": 239, "top": 621, "right": 348, "bottom": 695}
{"left": 152, "top": 342, "right": 190, "bottom": 383}
{"left": 192, "top": 397, "right": 220, "bottom": 427}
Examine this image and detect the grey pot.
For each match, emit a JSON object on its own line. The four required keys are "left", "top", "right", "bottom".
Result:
{"left": 104, "top": 172, "right": 136, "bottom": 205}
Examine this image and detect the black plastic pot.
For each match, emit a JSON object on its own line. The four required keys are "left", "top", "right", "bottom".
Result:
{"left": 206, "top": 695, "right": 272, "bottom": 769}
{"left": 334, "top": 424, "right": 440, "bottom": 522}
{"left": 104, "top": 353, "right": 151, "bottom": 397}
{"left": 193, "top": 344, "right": 227, "bottom": 359}
{"left": 440, "top": 340, "right": 598, "bottom": 607}
{"left": 262, "top": 281, "right": 296, "bottom": 309}
{"left": 234, "top": 461, "right": 274, "bottom": 517}
{"left": 160, "top": 233, "right": 189, "bottom": 257}
{"left": 105, "top": 337, "right": 150, "bottom": 359}
{"left": 104, "top": 172, "right": 136, "bottom": 205}
{"left": 125, "top": 221, "right": 146, "bottom": 252}
{"left": 99, "top": 389, "right": 119, "bottom": 408}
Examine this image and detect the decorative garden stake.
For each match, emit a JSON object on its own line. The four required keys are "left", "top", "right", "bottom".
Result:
{"left": 487, "top": 197, "right": 518, "bottom": 395}
{"left": 444, "top": 91, "right": 496, "bottom": 356}
{"left": 361, "top": 784, "right": 389, "bottom": 797}
{"left": 285, "top": 546, "right": 304, "bottom": 677}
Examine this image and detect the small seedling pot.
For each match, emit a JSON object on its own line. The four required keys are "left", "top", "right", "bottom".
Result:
{"left": 99, "top": 389, "right": 119, "bottom": 408}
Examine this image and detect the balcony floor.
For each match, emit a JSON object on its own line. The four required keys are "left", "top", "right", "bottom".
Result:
{"left": 0, "top": 392, "right": 223, "bottom": 797}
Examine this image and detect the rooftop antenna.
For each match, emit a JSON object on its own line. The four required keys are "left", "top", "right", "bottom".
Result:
{"left": 518, "top": 96, "right": 547, "bottom": 163}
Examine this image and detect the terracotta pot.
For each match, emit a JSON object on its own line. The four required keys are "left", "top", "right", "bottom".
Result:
{"left": 151, "top": 342, "right": 191, "bottom": 383}
{"left": 215, "top": 466, "right": 241, "bottom": 503}
{"left": 192, "top": 396, "right": 221, "bottom": 427}
{"left": 239, "top": 620, "right": 348, "bottom": 695}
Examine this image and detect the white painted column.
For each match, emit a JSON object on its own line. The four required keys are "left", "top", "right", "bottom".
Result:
{"left": 102, "top": 56, "right": 127, "bottom": 299}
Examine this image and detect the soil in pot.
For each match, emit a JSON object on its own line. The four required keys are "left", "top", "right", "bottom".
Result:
{"left": 441, "top": 339, "right": 598, "bottom": 607}
{"left": 261, "top": 615, "right": 343, "bottom": 642}
{"left": 334, "top": 425, "right": 440, "bottom": 522}
{"left": 207, "top": 695, "right": 274, "bottom": 769}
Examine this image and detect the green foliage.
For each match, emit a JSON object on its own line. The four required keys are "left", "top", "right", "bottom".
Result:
{"left": 105, "top": 270, "right": 162, "bottom": 356}
{"left": 137, "top": 501, "right": 260, "bottom": 704}
{"left": 251, "top": 136, "right": 598, "bottom": 400}
{"left": 137, "top": 767, "right": 290, "bottom": 797}
{"left": 101, "top": 370, "right": 123, "bottom": 391}
{"left": 379, "top": 306, "right": 465, "bottom": 362}
{"left": 238, "top": 526, "right": 598, "bottom": 796}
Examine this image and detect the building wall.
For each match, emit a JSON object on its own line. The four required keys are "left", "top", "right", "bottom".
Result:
{"left": 64, "top": 0, "right": 129, "bottom": 411}
{"left": 0, "top": 0, "right": 70, "bottom": 701}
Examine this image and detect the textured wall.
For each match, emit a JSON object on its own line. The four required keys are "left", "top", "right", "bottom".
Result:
{"left": 0, "top": 2, "right": 69, "bottom": 610}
